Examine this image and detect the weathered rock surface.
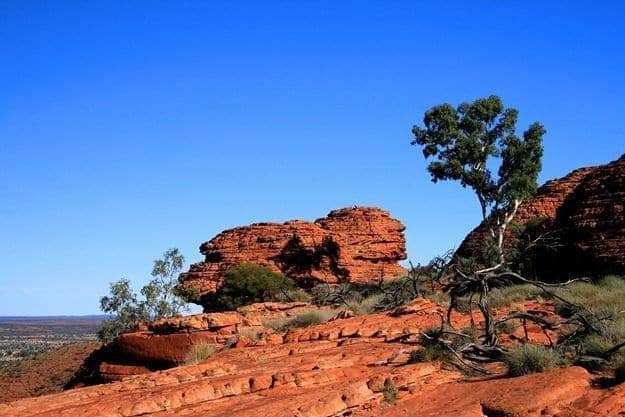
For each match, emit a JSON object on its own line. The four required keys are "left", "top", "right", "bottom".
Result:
{"left": 457, "top": 154, "right": 625, "bottom": 277}
{"left": 70, "top": 302, "right": 323, "bottom": 384}
{"left": 179, "top": 206, "right": 407, "bottom": 297}
{"left": 2, "top": 300, "right": 624, "bottom": 416}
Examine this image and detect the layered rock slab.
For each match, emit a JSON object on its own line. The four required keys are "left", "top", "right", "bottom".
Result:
{"left": 180, "top": 206, "right": 408, "bottom": 297}
{"left": 3, "top": 301, "right": 624, "bottom": 417}
{"left": 457, "top": 154, "right": 625, "bottom": 277}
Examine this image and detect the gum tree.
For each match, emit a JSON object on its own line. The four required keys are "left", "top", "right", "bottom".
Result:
{"left": 411, "top": 95, "right": 545, "bottom": 346}
{"left": 98, "top": 248, "right": 189, "bottom": 342}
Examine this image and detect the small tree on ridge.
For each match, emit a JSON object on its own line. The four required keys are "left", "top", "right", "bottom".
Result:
{"left": 411, "top": 95, "right": 545, "bottom": 346}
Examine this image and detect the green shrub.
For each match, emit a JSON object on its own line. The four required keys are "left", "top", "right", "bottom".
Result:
{"left": 553, "top": 276, "right": 625, "bottom": 367}
{"left": 504, "top": 344, "right": 561, "bottom": 376}
{"left": 98, "top": 248, "right": 189, "bottom": 342}
{"left": 215, "top": 263, "right": 296, "bottom": 309}
{"left": 184, "top": 343, "right": 216, "bottom": 365}
{"left": 382, "top": 379, "right": 398, "bottom": 405}
{"left": 174, "top": 284, "right": 201, "bottom": 304}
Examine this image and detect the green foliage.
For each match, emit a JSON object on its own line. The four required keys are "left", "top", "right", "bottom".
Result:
{"left": 142, "top": 248, "right": 187, "bottom": 320}
{"left": 215, "top": 263, "right": 296, "bottom": 310}
{"left": 98, "top": 248, "right": 188, "bottom": 343}
{"left": 98, "top": 278, "right": 143, "bottom": 343}
{"left": 553, "top": 276, "right": 625, "bottom": 367}
{"left": 412, "top": 95, "right": 544, "bottom": 221}
{"left": 184, "top": 343, "right": 216, "bottom": 365}
{"left": 173, "top": 284, "right": 201, "bottom": 304}
{"left": 382, "top": 379, "right": 398, "bottom": 405}
{"left": 503, "top": 344, "right": 561, "bottom": 376}
{"left": 412, "top": 95, "right": 544, "bottom": 267}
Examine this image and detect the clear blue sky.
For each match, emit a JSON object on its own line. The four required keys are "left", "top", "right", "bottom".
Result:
{"left": 1, "top": 1, "right": 624, "bottom": 315}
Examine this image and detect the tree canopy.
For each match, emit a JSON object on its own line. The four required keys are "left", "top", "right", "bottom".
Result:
{"left": 412, "top": 95, "right": 545, "bottom": 268}
{"left": 97, "top": 248, "right": 189, "bottom": 342}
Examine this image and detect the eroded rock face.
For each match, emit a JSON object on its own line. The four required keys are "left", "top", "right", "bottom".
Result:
{"left": 68, "top": 302, "right": 324, "bottom": 384}
{"left": 457, "top": 154, "right": 625, "bottom": 277}
{"left": 180, "top": 206, "right": 407, "bottom": 297}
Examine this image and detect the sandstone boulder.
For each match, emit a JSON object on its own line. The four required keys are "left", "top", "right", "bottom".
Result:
{"left": 179, "top": 206, "right": 407, "bottom": 300}
{"left": 457, "top": 154, "right": 625, "bottom": 277}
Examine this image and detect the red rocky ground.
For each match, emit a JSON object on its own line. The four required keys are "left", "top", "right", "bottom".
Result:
{"left": 2, "top": 299, "right": 623, "bottom": 416}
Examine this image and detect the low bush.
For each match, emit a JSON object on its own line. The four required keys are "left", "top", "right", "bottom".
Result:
{"left": 184, "top": 343, "right": 217, "bottom": 365}
{"left": 503, "top": 344, "right": 561, "bottom": 376}
{"left": 382, "top": 379, "right": 398, "bottom": 405}
{"left": 408, "top": 326, "right": 455, "bottom": 364}
{"left": 213, "top": 263, "right": 297, "bottom": 310}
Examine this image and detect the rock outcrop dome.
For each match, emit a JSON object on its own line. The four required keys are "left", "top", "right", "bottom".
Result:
{"left": 457, "top": 154, "right": 625, "bottom": 277}
{"left": 179, "top": 206, "right": 408, "bottom": 301}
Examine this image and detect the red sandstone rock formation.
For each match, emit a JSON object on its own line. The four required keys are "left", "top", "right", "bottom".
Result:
{"left": 457, "top": 154, "right": 625, "bottom": 276}
{"left": 69, "top": 302, "right": 324, "bottom": 384}
{"left": 67, "top": 297, "right": 556, "bottom": 386}
{"left": 2, "top": 299, "right": 624, "bottom": 416}
{"left": 179, "top": 206, "right": 408, "bottom": 297}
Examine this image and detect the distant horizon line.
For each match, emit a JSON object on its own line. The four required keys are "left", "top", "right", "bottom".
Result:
{"left": 0, "top": 314, "right": 111, "bottom": 320}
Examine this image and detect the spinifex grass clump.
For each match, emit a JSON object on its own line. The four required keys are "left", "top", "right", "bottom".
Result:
{"left": 409, "top": 326, "right": 455, "bottom": 364}
{"left": 184, "top": 343, "right": 216, "bottom": 366}
{"left": 262, "top": 309, "right": 336, "bottom": 332}
{"left": 503, "top": 344, "right": 562, "bottom": 376}
{"left": 382, "top": 379, "right": 398, "bottom": 405}
{"left": 553, "top": 276, "right": 625, "bottom": 368}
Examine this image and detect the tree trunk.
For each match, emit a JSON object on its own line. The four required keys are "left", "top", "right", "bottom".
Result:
{"left": 477, "top": 279, "right": 499, "bottom": 347}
